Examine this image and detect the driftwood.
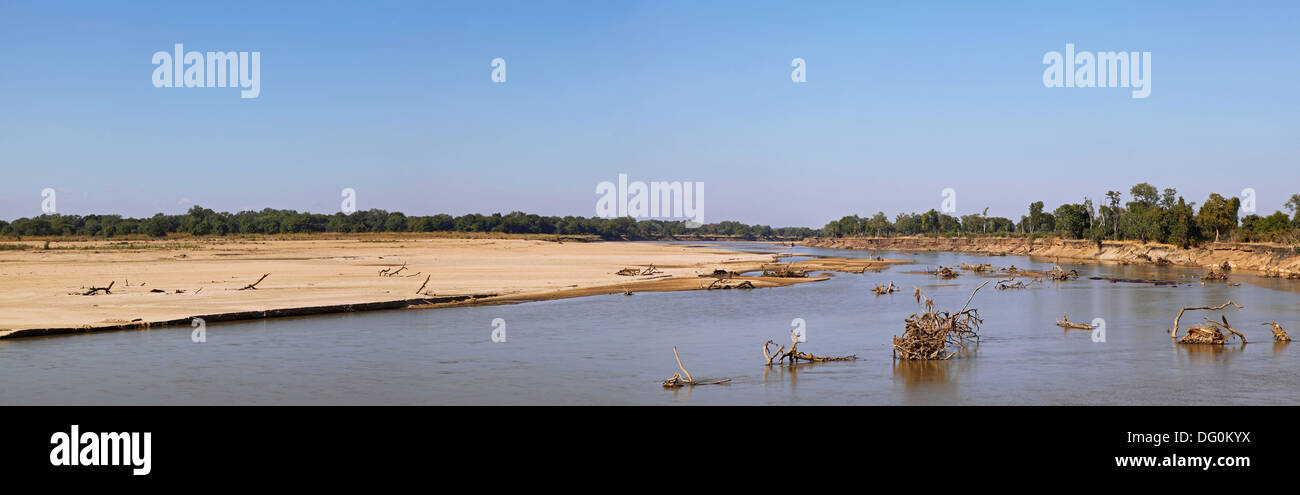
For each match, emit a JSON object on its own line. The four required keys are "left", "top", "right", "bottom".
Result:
{"left": 1262, "top": 268, "right": 1300, "bottom": 279}
{"left": 706, "top": 278, "right": 754, "bottom": 290}
{"left": 995, "top": 278, "right": 1033, "bottom": 290}
{"left": 1056, "top": 314, "right": 1092, "bottom": 330}
{"left": 762, "top": 330, "right": 856, "bottom": 366}
{"left": 872, "top": 281, "right": 899, "bottom": 295}
{"left": 379, "top": 263, "right": 408, "bottom": 277}
{"left": 700, "top": 268, "right": 740, "bottom": 278}
{"left": 1047, "top": 265, "right": 1079, "bottom": 281}
{"left": 930, "top": 266, "right": 960, "bottom": 279}
{"left": 762, "top": 263, "right": 808, "bottom": 278}
{"left": 82, "top": 281, "right": 115, "bottom": 296}
{"left": 1167, "top": 301, "right": 1243, "bottom": 342}
{"left": 662, "top": 346, "right": 730, "bottom": 387}
{"left": 238, "top": 273, "right": 269, "bottom": 290}
{"left": 892, "top": 281, "right": 987, "bottom": 360}
{"left": 1263, "top": 322, "right": 1291, "bottom": 342}
{"left": 416, "top": 275, "right": 431, "bottom": 294}
{"left": 960, "top": 263, "right": 993, "bottom": 273}
{"left": 1179, "top": 316, "right": 1245, "bottom": 344}
{"left": 1088, "top": 276, "right": 1176, "bottom": 286}
{"left": 1201, "top": 266, "right": 1229, "bottom": 282}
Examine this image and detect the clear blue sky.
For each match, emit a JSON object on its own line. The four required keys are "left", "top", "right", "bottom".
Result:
{"left": 2, "top": 1, "right": 1297, "bottom": 227}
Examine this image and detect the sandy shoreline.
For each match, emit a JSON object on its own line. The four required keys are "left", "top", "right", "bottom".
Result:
{"left": 0, "top": 236, "right": 900, "bottom": 339}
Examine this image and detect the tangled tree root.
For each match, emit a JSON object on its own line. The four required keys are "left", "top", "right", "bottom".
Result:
{"left": 1056, "top": 314, "right": 1092, "bottom": 330}
{"left": 872, "top": 281, "right": 899, "bottom": 295}
{"left": 1047, "top": 265, "right": 1079, "bottom": 281}
{"left": 763, "top": 330, "right": 856, "bottom": 366}
{"left": 892, "top": 281, "right": 987, "bottom": 360}
{"left": 762, "top": 263, "right": 808, "bottom": 278}
{"left": 929, "top": 266, "right": 960, "bottom": 279}
{"left": 662, "top": 346, "right": 731, "bottom": 387}
{"left": 1201, "top": 266, "right": 1230, "bottom": 282}
{"left": 1179, "top": 316, "right": 1246, "bottom": 344}
{"left": 1168, "top": 301, "right": 1244, "bottom": 343}
{"left": 1263, "top": 322, "right": 1291, "bottom": 342}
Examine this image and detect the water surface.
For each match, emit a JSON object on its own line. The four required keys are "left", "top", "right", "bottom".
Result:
{"left": 2, "top": 242, "right": 1297, "bottom": 405}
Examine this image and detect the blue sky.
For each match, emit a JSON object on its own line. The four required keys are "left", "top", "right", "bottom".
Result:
{"left": 1, "top": 1, "right": 1297, "bottom": 227}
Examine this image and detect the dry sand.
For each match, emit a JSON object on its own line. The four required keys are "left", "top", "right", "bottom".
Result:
{"left": 0, "top": 237, "right": 901, "bottom": 339}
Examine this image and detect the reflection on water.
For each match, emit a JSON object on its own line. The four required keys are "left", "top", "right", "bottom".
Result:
{"left": 1175, "top": 343, "right": 1246, "bottom": 364}
{"left": 1, "top": 243, "right": 1298, "bottom": 405}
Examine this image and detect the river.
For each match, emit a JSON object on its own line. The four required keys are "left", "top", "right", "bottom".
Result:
{"left": 2, "top": 242, "right": 1296, "bottom": 405}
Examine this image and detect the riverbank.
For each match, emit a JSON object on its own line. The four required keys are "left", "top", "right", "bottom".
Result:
{"left": 0, "top": 237, "right": 901, "bottom": 339}
{"left": 802, "top": 236, "right": 1300, "bottom": 275}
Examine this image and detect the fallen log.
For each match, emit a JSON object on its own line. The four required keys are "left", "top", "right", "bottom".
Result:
{"left": 1088, "top": 276, "right": 1177, "bottom": 286}
{"left": 1056, "top": 314, "right": 1092, "bottom": 330}
{"left": 706, "top": 278, "right": 755, "bottom": 290}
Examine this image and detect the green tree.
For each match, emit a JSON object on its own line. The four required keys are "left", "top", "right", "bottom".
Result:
{"left": 1196, "top": 193, "right": 1240, "bottom": 243}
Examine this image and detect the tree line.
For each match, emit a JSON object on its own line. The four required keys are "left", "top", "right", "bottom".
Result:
{"left": 0, "top": 206, "right": 817, "bottom": 240}
{"left": 823, "top": 184, "right": 1300, "bottom": 246}
{"left": 4, "top": 184, "right": 1297, "bottom": 245}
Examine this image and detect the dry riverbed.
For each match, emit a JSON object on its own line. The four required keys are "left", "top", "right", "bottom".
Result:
{"left": 0, "top": 237, "right": 902, "bottom": 339}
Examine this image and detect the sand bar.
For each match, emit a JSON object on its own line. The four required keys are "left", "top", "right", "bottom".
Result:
{"left": 0, "top": 236, "right": 900, "bottom": 339}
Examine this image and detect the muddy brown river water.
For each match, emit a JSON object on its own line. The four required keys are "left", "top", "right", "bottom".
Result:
{"left": 2, "top": 242, "right": 1296, "bottom": 405}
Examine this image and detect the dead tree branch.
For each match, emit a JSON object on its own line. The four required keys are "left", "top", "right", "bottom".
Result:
{"left": 82, "top": 281, "right": 114, "bottom": 296}
{"left": 1168, "top": 301, "right": 1243, "bottom": 341}
{"left": 238, "top": 273, "right": 270, "bottom": 290}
